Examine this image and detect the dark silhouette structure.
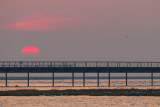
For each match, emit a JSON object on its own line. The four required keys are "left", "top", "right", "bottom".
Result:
{"left": 0, "top": 61, "right": 160, "bottom": 87}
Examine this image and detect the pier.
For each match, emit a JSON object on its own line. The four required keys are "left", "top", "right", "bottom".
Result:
{"left": 0, "top": 61, "right": 160, "bottom": 87}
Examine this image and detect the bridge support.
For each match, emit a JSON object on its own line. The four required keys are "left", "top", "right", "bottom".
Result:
{"left": 72, "top": 72, "right": 74, "bottom": 87}
{"left": 97, "top": 72, "right": 99, "bottom": 87}
{"left": 52, "top": 72, "right": 54, "bottom": 87}
{"left": 126, "top": 72, "right": 128, "bottom": 86}
{"left": 151, "top": 72, "right": 153, "bottom": 86}
{"left": 5, "top": 72, "right": 7, "bottom": 87}
{"left": 83, "top": 72, "right": 85, "bottom": 87}
{"left": 108, "top": 72, "right": 110, "bottom": 87}
{"left": 27, "top": 72, "right": 29, "bottom": 87}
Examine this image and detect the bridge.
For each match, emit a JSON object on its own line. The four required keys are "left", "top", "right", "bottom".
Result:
{"left": 0, "top": 61, "right": 160, "bottom": 87}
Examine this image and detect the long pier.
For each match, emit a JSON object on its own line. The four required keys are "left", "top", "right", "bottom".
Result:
{"left": 0, "top": 61, "right": 160, "bottom": 87}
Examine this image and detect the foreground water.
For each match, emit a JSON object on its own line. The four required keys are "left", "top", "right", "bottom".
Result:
{"left": 1, "top": 79, "right": 160, "bottom": 107}
{"left": 1, "top": 96, "right": 160, "bottom": 107}
{"left": 1, "top": 73, "right": 160, "bottom": 107}
{"left": 0, "top": 79, "right": 160, "bottom": 87}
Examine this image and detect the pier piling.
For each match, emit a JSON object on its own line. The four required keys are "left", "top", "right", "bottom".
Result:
{"left": 108, "top": 72, "right": 110, "bottom": 87}
{"left": 72, "top": 72, "right": 74, "bottom": 87}
{"left": 126, "top": 72, "right": 128, "bottom": 86}
{"left": 83, "top": 72, "right": 85, "bottom": 87}
{"left": 52, "top": 72, "right": 54, "bottom": 87}
{"left": 5, "top": 72, "right": 7, "bottom": 87}
{"left": 151, "top": 72, "right": 153, "bottom": 86}
{"left": 97, "top": 72, "right": 99, "bottom": 87}
{"left": 28, "top": 72, "right": 29, "bottom": 87}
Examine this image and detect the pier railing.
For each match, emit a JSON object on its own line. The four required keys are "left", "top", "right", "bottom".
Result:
{"left": 0, "top": 61, "right": 160, "bottom": 68}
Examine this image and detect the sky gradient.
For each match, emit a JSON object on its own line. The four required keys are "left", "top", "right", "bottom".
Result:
{"left": 0, "top": 0, "right": 160, "bottom": 61}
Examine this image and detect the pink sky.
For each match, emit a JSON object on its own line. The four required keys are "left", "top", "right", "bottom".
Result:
{"left": 0, "top": 0, "right": 160, "bottom": 61}
{"left": 1, "top": 0, "right": 160, "bottom": 31}
{"left": 2, "top": 11, "right": 77, "bottom": 30}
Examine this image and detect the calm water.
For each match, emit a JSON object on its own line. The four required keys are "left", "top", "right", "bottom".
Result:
{"left": 0, "top": 73, "right": 160, "bottom": 80}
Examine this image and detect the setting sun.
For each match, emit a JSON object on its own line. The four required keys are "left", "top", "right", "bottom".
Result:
{"left": 21, "top": 46, "right": 40, "bottom": 55}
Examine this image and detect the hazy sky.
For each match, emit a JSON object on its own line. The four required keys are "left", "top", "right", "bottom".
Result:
{"left": 0, "top": 0, "right": 160, "bottom": 61}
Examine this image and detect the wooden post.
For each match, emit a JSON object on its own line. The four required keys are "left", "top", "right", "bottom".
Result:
{"left": 126, "top": 72, "right": 127, "bottom": 86}
{"left": 52, "top": 72, "right": 54, "bottom": 87}
{"left": 72, "top": 72, "right": 74, "bottom": 87}
{"left": 83, "top": 72, "right": 85, "bottom": 87}
{"left": 28, "top": 72, "right": 29, "bottom": 87}
{"left": 97, "top": 72, "right": 99, "bottom": 87}
{"left": 151, "top": 72, "right": 153, "bottom": 86}
{"left": 108, "top": 72, "right": 110, "bottom": 87}
{"left": 5, "top": 72, "right": 7, "bottom": 87}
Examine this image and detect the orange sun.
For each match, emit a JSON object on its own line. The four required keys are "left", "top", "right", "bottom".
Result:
{"left": 21, "top": 46, "right": 40, "bottom": 55}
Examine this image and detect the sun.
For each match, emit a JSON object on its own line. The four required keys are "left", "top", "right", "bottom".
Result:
{"left": 21, "top": 46, "right": 40, "bottom": 55}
